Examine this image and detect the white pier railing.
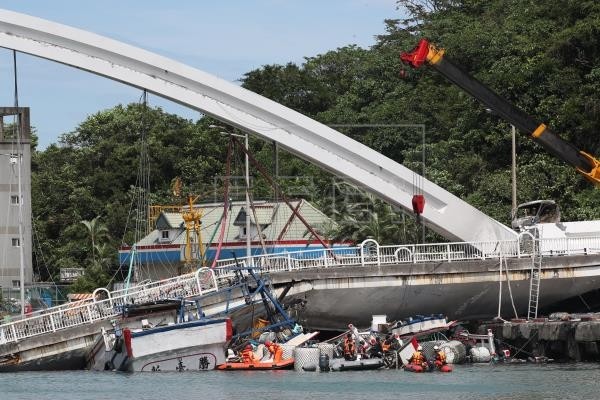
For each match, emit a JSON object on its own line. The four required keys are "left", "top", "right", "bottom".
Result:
{"left": 0, "top": 268, "right": 220, "bottom": 345}
{"left": 2, "top": 234, "right": 600, "bottom": 344}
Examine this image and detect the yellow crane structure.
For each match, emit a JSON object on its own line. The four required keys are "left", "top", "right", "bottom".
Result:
{"left": 181, "top": 194, "right": 206, "bottom": 268}
{"left": 148, "top": 177, "right": 207, "bottom": 269}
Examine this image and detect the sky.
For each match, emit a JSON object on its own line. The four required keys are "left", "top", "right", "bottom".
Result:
{"left": 0, "top": 1, "right": 402, "bottom": 149}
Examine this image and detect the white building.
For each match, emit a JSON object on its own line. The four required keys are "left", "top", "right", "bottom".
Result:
{"left": 0, "top": 107, "right": 33, "bottom": 290}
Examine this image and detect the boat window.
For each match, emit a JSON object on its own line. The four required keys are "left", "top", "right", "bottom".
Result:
{"left": 539, "top": 204, "right": 559, "bottom": 223}
{"left": 161, "top": 230, "right": 169, "bottom": 239}
{"left": 11, "top": 238, "right": 20, "bottom": 247}
{"left": 10, "top": 195, "right": 19, "bottom": 205}
{"left": 515, "top": 205, "right": 538, "bottom": 218}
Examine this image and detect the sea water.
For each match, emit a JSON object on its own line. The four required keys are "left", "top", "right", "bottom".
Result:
{"left": 1, "top": 363, "right": 597, "bottom": 400}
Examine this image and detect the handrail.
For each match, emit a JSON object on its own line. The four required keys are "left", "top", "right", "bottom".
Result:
{"left": 1, "top": 235, "right": 600, "bottom": 344}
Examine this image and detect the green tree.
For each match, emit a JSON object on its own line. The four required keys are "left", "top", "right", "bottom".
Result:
{"left": 80, "top": 216, "right": 110, "bottom": 263}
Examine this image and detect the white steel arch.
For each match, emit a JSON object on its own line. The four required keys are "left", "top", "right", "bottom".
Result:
{"left": 0, "top": 9, "right": 517, "bottom": 243}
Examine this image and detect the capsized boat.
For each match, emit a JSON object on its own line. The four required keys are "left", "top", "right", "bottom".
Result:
{"left": 95, "top": 302, "right": 232, "bottom": 372}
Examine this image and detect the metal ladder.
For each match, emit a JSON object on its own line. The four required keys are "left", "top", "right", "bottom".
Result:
{"left": 527, "top": 240, "right": 542, "bottom": 320}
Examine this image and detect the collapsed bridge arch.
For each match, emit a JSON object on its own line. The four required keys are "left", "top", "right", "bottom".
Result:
{"left": 0, "top": 9, "right": 516, "bottom": 243}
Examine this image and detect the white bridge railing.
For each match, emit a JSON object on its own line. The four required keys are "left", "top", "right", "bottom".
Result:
{"left": 2, "top": 234, "right": 600, "bottom": 345}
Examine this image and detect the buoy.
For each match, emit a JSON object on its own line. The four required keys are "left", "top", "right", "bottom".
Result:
{"left": 319, "top": 354, "right": 330, "bottom": 372}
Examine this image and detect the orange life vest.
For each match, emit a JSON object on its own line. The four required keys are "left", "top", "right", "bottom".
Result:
{"left": 436, "top": 351, "right": 446, "bottom": 364}
{"left": 382, "top": 340, "right": 391, "bottom": 352}
{"left": 343, "top": 338, "right": 356, "bottom": 356}
{"left": 411, "top": 351, "right": 425, "bottom": 365}
{"left": 267, "top": 343, "right": 283, "bottom": 362}
{"left": 241, "top": 348, "right": 256, "bottom": 363}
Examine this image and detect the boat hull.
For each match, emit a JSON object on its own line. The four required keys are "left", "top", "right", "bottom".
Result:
{"left": 107, "top": 318, "right": 230, "bottom": 372}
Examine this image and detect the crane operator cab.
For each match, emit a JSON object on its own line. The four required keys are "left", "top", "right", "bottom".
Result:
{"left": 511, "top": 200, "right": 561, "bottom": 232}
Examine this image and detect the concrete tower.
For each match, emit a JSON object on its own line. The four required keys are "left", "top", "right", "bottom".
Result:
{"left": 0, "top": 107, "right": 32, "bottom": 291}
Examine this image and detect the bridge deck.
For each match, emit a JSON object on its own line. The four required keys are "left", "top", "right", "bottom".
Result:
{"left": 1, "top": 235, "right": 599, "bottom": 346}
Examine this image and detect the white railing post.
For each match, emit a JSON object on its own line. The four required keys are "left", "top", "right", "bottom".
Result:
{"left": 11, "top": 324, "right": 17, "bottom": 342}
{"left": 195, "top": 268, "right": 204, "bottom": 296}
{"left": 211, "top": 269, "right": 218, "bottom": 292}
{"left": 287, "top": 253, "right": 292, "bottom": 271}
{"left": 86, "top": 304, "right": 94, "bottom": 323}
{"left": 49, "top": 314, "right": 56, "bottom": 332}
{"left": 447, "top": 244, "right": 451, "bottom": 262}
{"left": 324, "top": 249, "right": 329, "bottom": 268}
{"left": 360, "top": 246, "right": 365, "bottom": 266}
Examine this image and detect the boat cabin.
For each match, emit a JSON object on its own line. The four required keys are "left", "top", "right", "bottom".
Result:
{"left": 511, "top": 200, "right": 560, "bottom": 232}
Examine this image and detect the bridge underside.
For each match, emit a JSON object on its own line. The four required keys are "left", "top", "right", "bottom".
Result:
{"left": 0, "top": 9, "right": 517, "bottom": 243}
{"left": 269, "top": 255, "right": 600, "bottom": 329}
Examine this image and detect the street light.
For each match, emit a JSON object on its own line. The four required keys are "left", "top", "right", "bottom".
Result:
{"left": 209, "top": 125, "right": 251, "bottom": 264}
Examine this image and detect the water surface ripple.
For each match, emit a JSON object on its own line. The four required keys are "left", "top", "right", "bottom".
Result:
{"left": 2, "top": 363, "right": 597, "bottom": 400}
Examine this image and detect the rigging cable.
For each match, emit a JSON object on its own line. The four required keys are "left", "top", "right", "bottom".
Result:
{"left": 503, "top": 255, "right": 520, "bottom": 319}
{"left": 110, "top": 90, "right": 151, "bottom": 286}
{"left": 248, "top": 190, "right": 269, "bottom": 257}
{"left": 496, "top": 254, "right": 506, "bottom": 321}
{"left": 230, "top": 135, "right": 331, "bottom": 252}
{"left": 210, "top": 139, "right": 233, "bottom": 268}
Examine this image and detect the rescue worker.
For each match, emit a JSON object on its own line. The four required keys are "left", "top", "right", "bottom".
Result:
{"left": 369, "top": 336, "right": 383, "bottom": 358}
{"left": 240, "top": 344, "right": 256, "bottom": 364}
{"left": 265, "top": 341, "right": 283, "bottom": 363}
{"left": 357, "top": 340, "right": 368, "bottom": 359}
{"left": 381, "top": 334, "right": 393, "bottom": 353}
{"left": 391, "top": 333, "right": 404, "bottom": 350}
{"left": 433, "top": 345, "right": 447, "bottom": 368}
{"left": 343, "top": 333, "right": 357, "bottom": 361}
{"left": 348, "top": 323, "right": 360, "bottom": 343}
{"left": 408, "top": 345, "right": 428, "bottom": 368}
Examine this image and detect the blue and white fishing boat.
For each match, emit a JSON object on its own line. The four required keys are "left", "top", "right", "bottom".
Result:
{"left": 95, "top": 301, "right": 232, "bottom": 372}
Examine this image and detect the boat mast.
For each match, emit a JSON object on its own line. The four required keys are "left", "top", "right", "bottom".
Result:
{"left": 244, "top": 132, "right": 251, "bottom": 265}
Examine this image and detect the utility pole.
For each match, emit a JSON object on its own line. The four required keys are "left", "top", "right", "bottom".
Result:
{"left": 511, "top": 124, "right": 517, "bottom": 212}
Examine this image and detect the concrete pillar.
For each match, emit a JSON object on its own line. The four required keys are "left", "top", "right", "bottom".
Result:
{"left": 566, "top": 330, "right": 581, "bottom": 361}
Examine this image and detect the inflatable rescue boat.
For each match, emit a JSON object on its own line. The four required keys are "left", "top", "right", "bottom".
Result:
{"left": 217, "top": 359, "right": 295, "bottom": 371}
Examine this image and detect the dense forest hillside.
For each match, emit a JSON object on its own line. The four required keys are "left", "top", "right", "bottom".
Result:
{"left": 31, "top": 0, "right": 600, "bottom": 290}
